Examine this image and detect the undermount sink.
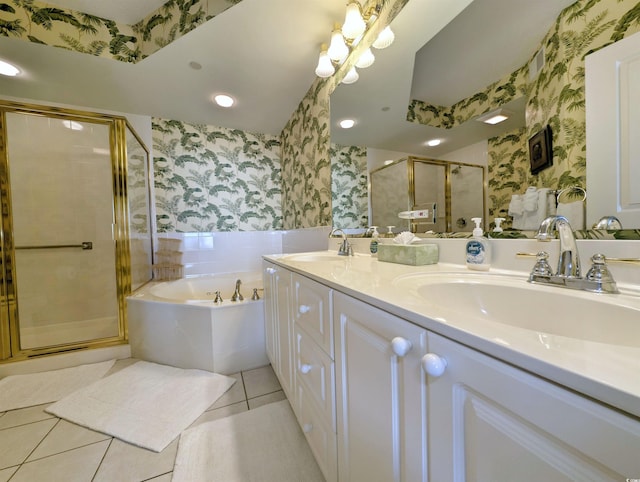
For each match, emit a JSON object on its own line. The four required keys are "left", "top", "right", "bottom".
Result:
{"left": 392, "top": 272, "right": 640, "bottom": 347}
{"left": 282, "top": 252, "right": 366, "bottom": 262}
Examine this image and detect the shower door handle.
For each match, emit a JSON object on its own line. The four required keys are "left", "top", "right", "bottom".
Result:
{"left": 16, "top": 241, "right": 93, "bottom": 250}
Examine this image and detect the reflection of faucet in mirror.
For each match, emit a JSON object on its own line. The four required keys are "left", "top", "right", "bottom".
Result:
{"left": 593, "top": 216, "right": 622, "bottom": 230}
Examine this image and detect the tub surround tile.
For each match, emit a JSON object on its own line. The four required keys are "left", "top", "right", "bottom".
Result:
{"left": 10, "top": 440, "right": 110, "bottom": 482}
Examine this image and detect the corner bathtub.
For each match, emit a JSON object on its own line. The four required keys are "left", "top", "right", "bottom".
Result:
{"left": 127, "top": 272, "right": 268, "bottom": 375}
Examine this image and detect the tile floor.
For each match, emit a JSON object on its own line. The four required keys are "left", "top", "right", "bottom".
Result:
{"left": 0, "top": 360, "right": 286, "bottom": 482}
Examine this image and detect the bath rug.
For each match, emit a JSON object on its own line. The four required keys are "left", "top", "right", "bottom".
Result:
{"left": 0, "top": 359, "right": 116, "bottom": 412}
{"left": 172, "top": 400, "right": 325, "bottom": 482}
{"left": 45, "top": 360, "right": 235, "bottom": 452}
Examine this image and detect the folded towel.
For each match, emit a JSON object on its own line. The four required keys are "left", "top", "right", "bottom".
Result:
{"left": 557, "top": 201, "right": 585, "bottom": 230}
{"left": 523, "top": 187, "right": 538, "bottom": 212}
{"left": 508, "top": 195, "right": 524, "bottom": 216}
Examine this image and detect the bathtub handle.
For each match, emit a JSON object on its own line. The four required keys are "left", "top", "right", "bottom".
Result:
{"left": 300, "top": 363, "right": 312, "bottom": 374}
{"left": 299, "top": 304, "right": 311, "bottom": 314}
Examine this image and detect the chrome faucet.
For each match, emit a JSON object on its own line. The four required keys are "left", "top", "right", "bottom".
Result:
{"left": 535, "top": 215, "right": 581, "bottom": 278}
{"left": 329, "top": 228, "right": 353, "bottom": 256}
{"left": 528, "top": 215, "right": 619, "bottom": 293}
{"left": 231, "top": 279, "right": 244, "bottom": 301}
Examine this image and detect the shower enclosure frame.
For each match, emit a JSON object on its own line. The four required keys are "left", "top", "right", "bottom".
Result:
{"left": 0, "top": 100, "right": 153, "bottom": 362}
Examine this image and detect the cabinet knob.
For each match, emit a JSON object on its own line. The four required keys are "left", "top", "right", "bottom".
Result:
{"left": 299, "top": 304, "right": 311, "bottom": 314}
{"left": 303, "top": 423, "right": 313, "bottom": 433}
{"left": 391, "top": 337, "right": 412, "bottom": 357}
{"left": 300, "top": 363, "right": 312, "bottom": 374}
{"left": 266, "top": 267, "right": 276, "bottom": 274}
{"left": 422, "top": 353, "right": 447, "bottom": 377}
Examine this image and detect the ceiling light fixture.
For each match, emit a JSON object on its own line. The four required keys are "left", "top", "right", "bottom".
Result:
{"left": 476, "top": 108, "right": 511, "bottom": 125}
{"left": 372, "top": 26, "right": 395, "bottom": 49}
{"left": 315, "top": 44, "right": 335, "bottom": 78}
{"left": 327, "top": 25, "right": 349, "bottom": 63}
{"left": 0, "top": 60, "right": 20, "bottom": 77}
{"left": 426, "top": 139, "right": 441, "bottom": 147}
{"left": 314, "top": 2, "right": 393, "bottom": 80}
{"left": 213, "top": 94, "right": 234, "bottom": 108}
{"left": 339, "top": 119, "right": 355, "bottom": 129}
{"left": 341, "top": 67, "right": 359, "bottom": 85}
{"left": 355, "top": 48, "right": 375, "bottom": 69}
{"left": 342, "top": 2, "right": 366, "bottom": 40}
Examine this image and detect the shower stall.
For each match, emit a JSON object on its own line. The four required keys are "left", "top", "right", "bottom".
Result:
{"left": 0, "top": 101, "right": 154, "bottom": 362}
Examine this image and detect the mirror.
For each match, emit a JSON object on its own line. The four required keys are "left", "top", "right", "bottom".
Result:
{"left": 370, "top": 157, "right": 485, "bottom": 233}
{"left": 330, "top": 0, "right": 640, "bottom": 236}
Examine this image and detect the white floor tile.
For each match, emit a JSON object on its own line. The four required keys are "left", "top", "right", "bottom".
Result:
{"left": 144, "top": 472, "right": 173, "bottom": 482}
{"left": 27, "top": 419, "right": 111, "bottom": 461}
{"left": 190, "top": 401, "right": 248, "bottom": 428}
{"left": 93, "top": 438, "right": 178, "bottom": 482}
{"left": 242, "top": 365, "right": 281, "bottom": 399}
{"left": 208, "top": 372, "right": 245, "bottom": 409}
{"left": 0, "top": 418, "right": 57, "bottom": 469}
{"left": 248, "top": 390, "right": 286, "bottom": 409}
{"left": 0, "top": 466, "right": 17, "bottom": 482}
{"left": 0, "top": 404, "right": 54, "bottom": 430}
{"left": 10, "top": 439, "right": 109, "bottom": 482}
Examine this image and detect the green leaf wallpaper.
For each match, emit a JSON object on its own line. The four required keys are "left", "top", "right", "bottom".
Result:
{"left": 410, "top": 0, "right": 640, "bottom": 229}
{"left": 331, "top": 144, "right": 369, "bottom": 229}
{"left": 152, "top": 118, "right": 282, "bottom": 232}
{"left": 0, "top": 0, "right": 239, "bottom": 63}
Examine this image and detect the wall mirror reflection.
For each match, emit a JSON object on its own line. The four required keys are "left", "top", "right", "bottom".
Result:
{"left": 330, "top": 0, "right": 640, "bottom": 237}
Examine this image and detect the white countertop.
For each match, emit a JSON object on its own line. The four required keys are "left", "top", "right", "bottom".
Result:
{"left": 264, "top": 251, "right": 640, "bottom": 419}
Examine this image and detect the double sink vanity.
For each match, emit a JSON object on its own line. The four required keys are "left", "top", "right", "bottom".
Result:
{"left": 263, "top": 244, "right": 640, "bottom": 481}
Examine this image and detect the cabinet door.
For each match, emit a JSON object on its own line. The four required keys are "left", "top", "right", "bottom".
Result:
{"left": 427, "top": 331, "right": 640, "bottom": 482}
{"left": 263, "top": 262, "right": 294, "bottom": 399}
{"left": 334, "top": 292, "right": 428, "bottom": 482}
{"left": 293, "top": 273, "right": 333, "bottom": 358}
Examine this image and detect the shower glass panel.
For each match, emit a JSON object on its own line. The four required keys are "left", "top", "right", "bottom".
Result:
{"left": 6, "top": 112, "right": 120, "bottom": 350}
{"left": 414, "top": 161, "right": 447, "bottom": 232}
{"left": 370, "top": 160, "right": 411, "bottom": 231}
{"left": 125, "top": 126, "right": 153, "bottom": 291}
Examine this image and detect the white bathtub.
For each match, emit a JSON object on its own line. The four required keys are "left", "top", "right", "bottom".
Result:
{"left": 127, "top": 272, "right": 268, "bottom": 375}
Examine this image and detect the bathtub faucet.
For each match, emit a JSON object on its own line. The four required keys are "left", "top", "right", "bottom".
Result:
{"left": 231, "top": 279, "right": 244, "bottom": 302}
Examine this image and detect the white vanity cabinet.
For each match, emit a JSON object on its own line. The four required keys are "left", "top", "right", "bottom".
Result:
{"left": 426, "top": 331, "right": 640, "bottom": 481}
{"left": 263, "top": 261, "right": 294, "bottom": 399}
{"left": 333, "top": 291, "right": 429, "bottom": 482}
{"left": 291, "top": 273, "right": 338, "bottom": 482}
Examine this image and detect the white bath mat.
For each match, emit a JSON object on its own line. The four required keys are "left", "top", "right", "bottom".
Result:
{"left": 45, "top": 360, "right": 235, "bottom": 452}
{"left": 0, "top": 359, "right": 116, "bottom": 412}
{"left": 172, "top": 400, "right": 325, "bottom": 482}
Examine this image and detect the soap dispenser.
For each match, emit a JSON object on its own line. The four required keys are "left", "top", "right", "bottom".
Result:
{"left": 465, "top": 217, "right": 491, "bottom": 271}
{"left": 369, "top": 226, "right": 380, "bottom": 256}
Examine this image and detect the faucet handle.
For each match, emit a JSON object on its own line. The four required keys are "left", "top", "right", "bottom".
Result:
{"left": 585, "top": 254, "right": 615, "bottom": 283}
{"left": 530, "top": 251, "right": 553, "bottom": 279}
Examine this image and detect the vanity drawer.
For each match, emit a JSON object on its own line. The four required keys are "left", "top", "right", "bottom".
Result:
{"left": 292, "top": 273, "right": 333, "bottom": 358}
{"left": 295, "top": 324, "right": 336, "bottom": 431}
{"left": 297, "top": 381, "right": 338, "bottom": 482}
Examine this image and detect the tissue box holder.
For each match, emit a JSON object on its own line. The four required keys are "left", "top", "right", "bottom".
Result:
{"left": 378, "top": 244, "right": 439, "bottom": 266}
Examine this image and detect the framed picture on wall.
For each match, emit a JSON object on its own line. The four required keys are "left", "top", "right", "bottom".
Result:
{"left": 528, "top": 125, "right": 553, "bottom": 174}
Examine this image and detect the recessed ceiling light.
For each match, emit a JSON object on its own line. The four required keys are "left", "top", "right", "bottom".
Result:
{"left": 339, "top": 119, "right": 355, "bottom": 129}
{"left": 384, "top": 160, "right": 394, "bottom": 165}
{"left": 213, "top": 94, "right": 234, "bottom": 108}
{"left": 0, "top": 60, "right": 20, "bottom": 77}
{"left": 476, "top": 108, "right": 511, "bottom": 125}
{"left": 426, "top": 139, "right": 441, "bottom": 147}
{"left": 189, "top": 61, "right": 202, "bottom": 70}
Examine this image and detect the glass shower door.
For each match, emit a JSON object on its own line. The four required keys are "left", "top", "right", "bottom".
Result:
{"left": 6, "top": 112, "right": 121, "bottom": 351}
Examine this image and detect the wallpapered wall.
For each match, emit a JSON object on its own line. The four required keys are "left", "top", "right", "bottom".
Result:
{"left": 409, "top": 0, "right": 640, "bottom": 230}
{"left": 0, "top": 0, "right": 240, "bottom": 63}
{"left": 331, "top": 144, "right": 368, "bottom": 229}
{"left": 152, "top": 118, "right": 283, "bottom": 232}
{"left": 279, "top": 0, "right": 408, "bottom": 230}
